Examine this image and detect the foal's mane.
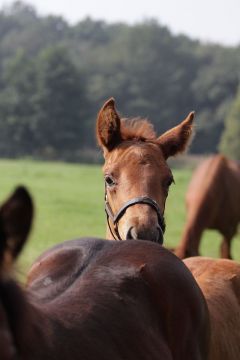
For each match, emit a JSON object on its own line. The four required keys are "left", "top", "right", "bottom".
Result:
{"left": 120, "top": 118, "right": 157, "bottom": 142}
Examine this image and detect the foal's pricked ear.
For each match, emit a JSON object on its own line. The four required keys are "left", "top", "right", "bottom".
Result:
{"left": 157, "top": 112, "right": 195, "bottom": 159}
{"left": 96, "top": 98, "right": 122, "bottom": 153}
{"left": 0, "top": 186, "right": 33, "bottom": 262}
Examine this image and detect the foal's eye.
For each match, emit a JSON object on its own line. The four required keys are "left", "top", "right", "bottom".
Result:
{"left": 105, "top": 175, "right": 116, "bottom": 187}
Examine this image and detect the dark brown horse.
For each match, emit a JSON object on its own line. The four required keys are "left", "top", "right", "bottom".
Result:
{"left": 0, "top": 187, "right": 209, "bottom": 359}
{"left": 175, "top": 155, "right": 240, "bottom": 259}
{"left": 96, "top": 98, "right": 195, "bottom": 242}
{"left": 96, "top": 99, "right": 240, "bottom": 360}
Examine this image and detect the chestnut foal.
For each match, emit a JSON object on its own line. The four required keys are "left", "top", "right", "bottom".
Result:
{"left": 97, "top": 98, "right": 194, "bottom": 243}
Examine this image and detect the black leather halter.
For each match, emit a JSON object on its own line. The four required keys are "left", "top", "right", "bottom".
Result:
{"left": 105, "top": 192, "right": 165, "bottom": 243}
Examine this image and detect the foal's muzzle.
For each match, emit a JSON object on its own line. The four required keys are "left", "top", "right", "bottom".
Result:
{"left": 126, "top": 224, "right": 163, "bottom": 244}
{"left": 105, "top": 195, "right": 165, "bottom": 244}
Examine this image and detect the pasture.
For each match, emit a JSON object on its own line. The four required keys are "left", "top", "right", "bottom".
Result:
{"left": 0, "top": 158, "right": 239, "bottom": 272}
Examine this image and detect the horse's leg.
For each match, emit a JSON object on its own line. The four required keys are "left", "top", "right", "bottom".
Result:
{"left": 220, "top": 235, "right": 233, "bottom": 259}
{"left": 175, "top": 223, "right": 203, "bottom": 259}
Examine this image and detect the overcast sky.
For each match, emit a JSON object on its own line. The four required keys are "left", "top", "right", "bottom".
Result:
{"left": 1, "top": 0, "right": 240, "bottom": 46}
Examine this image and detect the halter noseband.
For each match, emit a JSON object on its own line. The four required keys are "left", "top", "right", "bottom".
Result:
{"left": 105, "top": 192, "right": 165, "bottom": 244}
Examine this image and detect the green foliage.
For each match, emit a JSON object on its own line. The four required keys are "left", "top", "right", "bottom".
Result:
{"left": 0, "top": 2, "right": 239, "bottom": 159}
{"left": 34, "top": 46, "right": 88, "bottom": 156}
{"left": 219, "top": 85, "right": 240, "bottom": 159}
{"left": 0, "top": 49, "right": 37, "bottom": 156}
{"left": 0, "top": 44, "right": 88, "bottom": 159}
{"left": 190, "top": 46, "right": 240, "bottom": 153}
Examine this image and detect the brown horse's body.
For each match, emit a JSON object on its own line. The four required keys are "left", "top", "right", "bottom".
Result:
{"left": 175, "top": 155, "right": 240, "bottom": 259}
{"left": 184, "top": 257, "right": 240, "bottom": 360}
{"left": 0, "top": 188, "right": 209, "bottom": 360}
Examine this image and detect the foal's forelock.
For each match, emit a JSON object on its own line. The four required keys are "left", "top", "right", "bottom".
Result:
{"left": 120, "top": 117, "right": 157, "bottom": 142}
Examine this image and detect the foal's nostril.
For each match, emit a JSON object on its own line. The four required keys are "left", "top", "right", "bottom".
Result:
{"left": 126, "top": 227, "right": 134, "bottom": 240}
{"left": 126, "top": 227, "right": 139, "bottom": 240}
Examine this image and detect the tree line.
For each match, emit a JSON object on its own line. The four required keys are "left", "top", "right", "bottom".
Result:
{"left": 0, "top": 1, "right": 239, "bottom": 161}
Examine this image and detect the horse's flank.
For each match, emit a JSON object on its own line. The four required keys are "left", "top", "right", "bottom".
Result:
{"left": 175, "top": 155, "right": 240, "bottom": 259}
{"left": 185, "top": 256, "right": 240, "bottom": 360}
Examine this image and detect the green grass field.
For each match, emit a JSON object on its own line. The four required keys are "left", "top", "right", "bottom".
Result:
{"left": 0, "top": 159, "right": 239, "bottom": 274}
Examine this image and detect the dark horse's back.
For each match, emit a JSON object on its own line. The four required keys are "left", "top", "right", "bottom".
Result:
{"left": 27, "top": 238, "right": 209, "bottom": 360}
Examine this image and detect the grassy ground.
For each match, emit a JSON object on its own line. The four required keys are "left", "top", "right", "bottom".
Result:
{"left": 0, "top": 159, "right": 105, "bottom": 273}
{"left": 0, "top": 159, "right": 239, "bottom": 274}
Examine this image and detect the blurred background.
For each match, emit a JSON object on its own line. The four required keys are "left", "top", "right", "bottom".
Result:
{"left": 0, "top": 0, "right": 239, "bottom": 268}
{"left": 0, "top": 0, "right": 239, "bottom": 161}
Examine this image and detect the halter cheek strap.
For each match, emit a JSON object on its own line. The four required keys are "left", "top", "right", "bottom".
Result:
{"left": 105, "top": 193, "right": 165, "bottom": 243}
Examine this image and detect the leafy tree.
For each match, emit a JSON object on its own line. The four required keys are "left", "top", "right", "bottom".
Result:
{"left": 0, "top": 49, "right": 37, "bottom": 156}
{"left": 219, "top": 85, "right": 240, "bottom": 160}
{"left": 34, "top": 46, "right": 88, "bottom": 157}
{"left": 190, "top": 46, "right": 240, "bottom": 153}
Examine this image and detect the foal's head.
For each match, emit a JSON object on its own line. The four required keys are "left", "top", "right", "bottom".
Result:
{"left": 0, "top": 187, "right": 33, "bottom": 359}
{"left": 97, "top": 98, "right": 194, "bottom": 243}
